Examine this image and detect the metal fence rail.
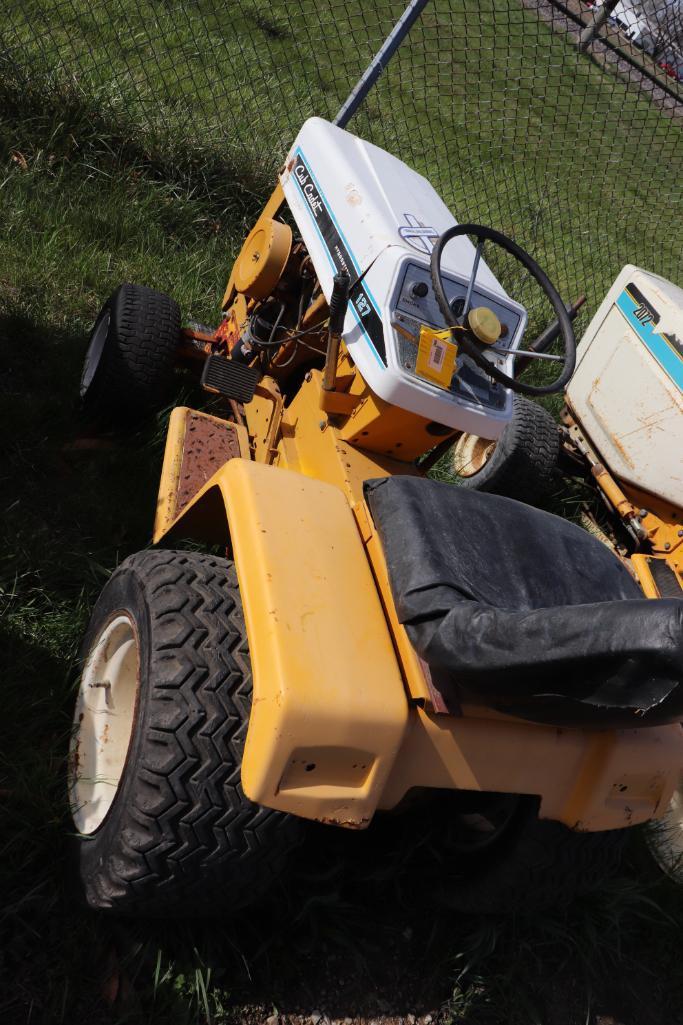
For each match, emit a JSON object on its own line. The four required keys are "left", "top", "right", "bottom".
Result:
{"left": 1, "top": 0, "right": 681, "bottom": 321}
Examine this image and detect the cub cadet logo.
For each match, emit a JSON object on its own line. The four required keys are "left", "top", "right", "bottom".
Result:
{"left": 294, "top": 162, "right": 323, "bottom": 215}
{"left": 398, "top": 213, "right": 439, "bottom": 254}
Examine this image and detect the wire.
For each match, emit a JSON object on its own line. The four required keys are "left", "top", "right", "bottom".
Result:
{"left": 271, "top": 325, "right": 328, "bottom": 369}
{"left": 266, "top": 302, "right": 286, "bottom": 345}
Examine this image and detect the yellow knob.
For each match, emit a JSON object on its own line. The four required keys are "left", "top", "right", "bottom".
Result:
{"left": 468, "top": 306, "right": 501, "bottom": 345}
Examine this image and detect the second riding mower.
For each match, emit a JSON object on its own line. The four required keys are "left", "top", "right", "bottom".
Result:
{"left": 68, "top": 112, "right": 683, "bottom": 916}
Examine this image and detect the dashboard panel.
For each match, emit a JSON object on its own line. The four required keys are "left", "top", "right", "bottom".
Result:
{"left": 389, "top": 261, "right": 525, "bottom": 413}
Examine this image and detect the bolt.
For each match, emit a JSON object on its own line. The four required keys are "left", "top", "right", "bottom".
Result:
{"left": 665, "top": 542, "right": 671, "bottom": 550}
{"left": 639, "top": 509, "right": 648, "bottom": 518}
{"left": 678, "top": 529, "right": 683, "bottom": 537}
{"left": 305, "top": 371, "right": 312, "bottom": 382}
{"left": 318, "top": 420, "right": 326, "bottom": 431}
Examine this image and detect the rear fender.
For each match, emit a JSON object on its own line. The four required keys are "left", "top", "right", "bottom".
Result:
{"left": 162, "top": 457, "right": 409, "bottom": 828}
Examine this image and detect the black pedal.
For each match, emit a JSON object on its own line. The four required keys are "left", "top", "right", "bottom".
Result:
{"left": 201, "top": 355, "right": 260, "bottom": 403}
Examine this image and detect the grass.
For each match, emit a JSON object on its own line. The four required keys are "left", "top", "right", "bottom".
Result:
{"left": 1, "top": 0, "right": 681, "bottom": 320}
{"left": 1, "top": 1, "right": 683, "bottom": 1022}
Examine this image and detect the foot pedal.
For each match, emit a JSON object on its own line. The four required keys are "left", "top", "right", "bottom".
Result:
{"left": 201, "top": 355, "right": 260, "bottom": 403}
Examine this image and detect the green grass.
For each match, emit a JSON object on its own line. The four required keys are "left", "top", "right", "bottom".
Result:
{"left": 1, "top": 0, "right": 680, "bottom": 322}
{"left": 1, "top": 2, "right": 683, "bottom": 1022}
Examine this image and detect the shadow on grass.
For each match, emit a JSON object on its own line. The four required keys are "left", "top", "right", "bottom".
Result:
{"left": 71, "top": 821, "right": 683, "bottom": 1025}
{"left": 1, "top": 306, "right": 683, "bottom": 1025}
{"left": 0, "top": 68, "right": 270, "bottom": 225}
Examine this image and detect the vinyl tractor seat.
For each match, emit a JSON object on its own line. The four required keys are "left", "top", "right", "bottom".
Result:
{"left": 365, "top": 476, "right": 683, "bottom": 728}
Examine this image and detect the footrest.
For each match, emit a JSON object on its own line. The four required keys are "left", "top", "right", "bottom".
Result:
{"left": 201, "top": 354, "right": 260, "bottom": 403}
{"left": 153, "top": 407, "right": 250, "bottom": 542}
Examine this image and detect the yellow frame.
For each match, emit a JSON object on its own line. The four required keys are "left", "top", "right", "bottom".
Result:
{"left": 156, "top": 405, "right": 683, "bottom": 831}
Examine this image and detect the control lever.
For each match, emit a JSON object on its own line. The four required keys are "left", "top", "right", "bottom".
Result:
{"left": 516, "top": 295, "right": 586, "bottom": 376}
{"left": 322, "top": 272, "right": 351, "bottom": 392}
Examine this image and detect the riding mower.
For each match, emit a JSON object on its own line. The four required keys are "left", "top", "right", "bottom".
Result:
{"left": 67, "top": 112, "right": 683, "bottom": 917}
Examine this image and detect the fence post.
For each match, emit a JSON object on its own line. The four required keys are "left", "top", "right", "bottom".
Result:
{"left": 577, "top": 0, "right": 621, "bottom": 52}
{"left": 334, "top": 0, "right": 430, "bottom": 128}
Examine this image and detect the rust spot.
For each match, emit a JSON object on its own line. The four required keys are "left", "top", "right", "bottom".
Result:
{"left": 176, "top": 414, "right": 242, "bottom": 514}
{"left": 102, "top": 723, "right": 110, "bottom": 744}
{"left": 316, "top": 815, "right": 370, "bottom": 830}
{"left": 345, "top": 183, "right": 362, "bottom": 206}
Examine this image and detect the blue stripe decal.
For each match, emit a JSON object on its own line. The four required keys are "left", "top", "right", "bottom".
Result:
{"left": 616, "top": 289, "right": 683, "bottom": 391}
{"left": 290, "top": 146, "right": 385, "bottom": 367}
{"left": 298, "top": 147, "right": 383, "bottom": 318}
{"left": 297, "top": 148, "right": 361, "bottom": 276}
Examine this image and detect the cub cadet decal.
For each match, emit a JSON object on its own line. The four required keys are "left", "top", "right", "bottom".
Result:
{"left": 617, "top": 283, "right": 683, "bottom": 391}
{"left": 290, "top": 149, "right": 386, "bottom": 366}
{"left": 293, "top": 163, "right": 323, "bottom": 215}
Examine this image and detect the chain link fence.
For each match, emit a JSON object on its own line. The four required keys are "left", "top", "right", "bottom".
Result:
{"left": 1, "top": 0, "right": 681, "bottom": 322}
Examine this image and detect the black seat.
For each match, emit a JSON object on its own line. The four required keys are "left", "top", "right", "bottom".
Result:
{"left": 365, "top": 476, "right": 683, "bottom": 728}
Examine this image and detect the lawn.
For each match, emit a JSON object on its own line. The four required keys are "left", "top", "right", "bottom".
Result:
{"left": 0, "top": 1, "right": 682, "bottom": 1022}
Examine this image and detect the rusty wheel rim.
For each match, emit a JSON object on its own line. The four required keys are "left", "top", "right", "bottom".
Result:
{"left": 69, "top": 613, "right": 139, "bottom": 835}
{"left": 452, "top": 432, "right": 497, "bottom": 478}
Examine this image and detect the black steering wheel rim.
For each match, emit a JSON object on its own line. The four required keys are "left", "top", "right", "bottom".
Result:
{"left": 430, "top": 224, "right": 576, "bottom": 396}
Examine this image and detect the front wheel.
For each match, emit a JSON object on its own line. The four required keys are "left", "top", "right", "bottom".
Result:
{"left": 68, "top": 550, "right": 302, "bottom": 917}
{"left": 79, "top": 283, "right": 181, "bottom": 426}
{"left": 450, "top": 395, "right": 560, "bottom": 506}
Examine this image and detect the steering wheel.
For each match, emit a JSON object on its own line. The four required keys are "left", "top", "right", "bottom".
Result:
{"left": 430, "top": 224, "right": 576, "bottom": 396}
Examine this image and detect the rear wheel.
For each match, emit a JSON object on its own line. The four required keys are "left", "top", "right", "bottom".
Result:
{"left": 647, "top": 772, "right": 683, "bottom": 881}
{"left": 436, "top": 794, "right": 627, "bottom": 913}
{"left": 451, "top": 395, "right": 560, "bottom": 506}
{"left": 80, "top": 283, "right": 181, "bottom": 426}
{"left": 68, "top": 550, "right": 302, "bottom": 916}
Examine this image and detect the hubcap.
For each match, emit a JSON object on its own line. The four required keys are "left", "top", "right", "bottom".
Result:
{"left": 80, "top": 311, "right": 110, "bottom": 396}
{"left": 452, "top": 431, "right": 496, "bottom": 477}
{"left": 69, "top": 613, "right": 139, "bottom": 834}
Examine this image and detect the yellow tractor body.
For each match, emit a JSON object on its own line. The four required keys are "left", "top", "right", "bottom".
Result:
{"left": 152, "top": 393, "right": 682, "bottom": 833}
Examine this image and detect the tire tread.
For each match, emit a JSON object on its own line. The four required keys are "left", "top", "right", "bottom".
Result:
{"left": 81, "top": 283, "right": 180, "bottom": 424}
{"left": 78, "top": 550, "right": 301, "bottom": 916}
{"left": 456, "top": 395, "right": 560, "bottom": 506}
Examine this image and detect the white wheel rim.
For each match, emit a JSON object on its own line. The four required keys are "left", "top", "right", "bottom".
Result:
{"left": 452, "top": 432, "right": 496, "bottom": 477}
{"left": 652, "top": 774, "right": 683, "bottom": 878}
{"left": 69, "top": 613, "right": 139, "bottom": 834}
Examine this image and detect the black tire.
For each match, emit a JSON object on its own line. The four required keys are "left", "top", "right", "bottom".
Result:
{"left": 437, "top": 796, "right": 628, "bottom": 914}
{"left": 79, "top": 283, "right": 181, "bottom": 426}
{"left": 69, "top": 550, "right": 303, "bottom": 917}
{"left": 451, "top": 394, "right": 559, "bottom": 505}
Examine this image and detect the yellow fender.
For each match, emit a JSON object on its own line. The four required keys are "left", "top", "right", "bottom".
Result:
{"left": 159, "top": 456, "right": 409, "bottom": 828}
